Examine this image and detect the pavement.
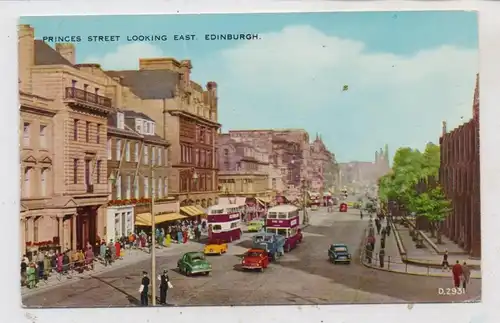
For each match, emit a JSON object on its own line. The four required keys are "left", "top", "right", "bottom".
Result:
{"left": 362, "top": 221, "right": 481, "bottom": 279}
{"left": 22, "top": 206, "right": 480, "bottom": 307}
{"left": 394, "top": 221, "right": 481, "bottom": 268}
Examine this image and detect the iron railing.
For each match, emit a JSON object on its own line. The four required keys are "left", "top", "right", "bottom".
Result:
{"left": 65, "top": 87, "right": 112, "bottom": 108}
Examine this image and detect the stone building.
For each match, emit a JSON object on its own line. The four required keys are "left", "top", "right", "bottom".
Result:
{"left": 439, "top": 74, "right": 480, "bottom": 258}
{"left": 19, "top": 25, "right": 112, "bottom": 253}
{"left": 338, "top": 145, "right": 390, "bottom": 189}
{"left": 103, "top": 58, "right": 220, "bottom": 211}
{"left": 217, "top": 135, "right": 273, "bottom": 201}
{"left": 309, "top": 134, "right": 335, "bottom": 193}
{"left": 105, "top": 110, "right": 176, "bottom": 241}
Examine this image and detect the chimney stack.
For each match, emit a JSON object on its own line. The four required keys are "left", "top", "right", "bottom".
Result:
{"left": 55, "top": 43, "right": 75, "bottom": 65}
{"left": 180, "top": 59, "right": 192, "bottom": 88}
{"left": 442, "top": 121, "right": 447, "bottom": 136}
{"left": 18, "top": 24, "right": 35, "bottom": 92}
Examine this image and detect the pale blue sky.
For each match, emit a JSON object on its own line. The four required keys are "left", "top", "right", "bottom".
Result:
{"left": 20, "top": 11, "right": 478, "bottom": 163}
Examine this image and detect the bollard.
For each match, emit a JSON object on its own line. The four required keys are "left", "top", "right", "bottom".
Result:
{"left": 388, "top": 256, "right": 391, "bottom": 270}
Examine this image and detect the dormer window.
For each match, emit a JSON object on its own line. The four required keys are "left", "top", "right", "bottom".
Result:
{"left": 151, "top": 123, "right": 156, "bottom": 135}
{"left": 136, "top": 119, "right": 142, "bottom": 133}
{"left": 117, "top": 112, "right": 125, "bottom": 130}
{"left": 143, "top": 121, "right": 147, "bottom": 133}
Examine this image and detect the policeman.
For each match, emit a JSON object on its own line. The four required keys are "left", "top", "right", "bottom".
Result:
{"left": 158, "top": 269, "right": 169, "bottom": 305}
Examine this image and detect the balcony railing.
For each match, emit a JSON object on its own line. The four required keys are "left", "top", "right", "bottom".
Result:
{"left": 65, "top": 87, "right": 112, "bottom": 108}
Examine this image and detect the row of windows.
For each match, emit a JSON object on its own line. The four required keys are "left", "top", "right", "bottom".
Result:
{"left": 196, "top": 125, "right": 214, "bottom": 145}
{"left": 22, "top": 167, "right": 50, "bottom": 198}
{"left": 112, "top": 175, "right": 168, "bottom": 200}
{"left": 179, "top": 173, "right": 213, "bottom": 192}
{"left": 73, "top": 159, "right": 102, "bottom": 185}
{"left": 107, "top": 139, "right": 164, "bottom": 166}
{"left": 74, "top": 119, "right": 102, "bottom": 144}
{"left": 22, "top": 122, "right": 48, "bottom": 149}
{"left": 196, "top": 148, "right": 213, "bottom": 168}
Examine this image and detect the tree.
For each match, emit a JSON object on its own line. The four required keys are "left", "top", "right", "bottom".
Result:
{"left": 421, "top": 142, "right": 440, "bottom": 178}
{"left": 411, "top": 185, "right": 451, "bottom": 243}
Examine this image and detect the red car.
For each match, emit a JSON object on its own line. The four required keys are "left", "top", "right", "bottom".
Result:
{"left": 241, "top": 248, "right": 270, "bottom": 272}
{"left": 339, "top": 203, "right": 348, "bottom": 212}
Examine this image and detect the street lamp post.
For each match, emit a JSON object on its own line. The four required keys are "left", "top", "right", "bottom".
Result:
{"left": 149, "top": 162, "right": 157, "bottom": 306}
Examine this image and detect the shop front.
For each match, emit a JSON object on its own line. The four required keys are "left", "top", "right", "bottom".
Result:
{"left": 179, "top": 205, "right": 206, "bottom": 222}
{"left": 134, "top": 198, "right": 181, "bottom": 233}
{"left": 106, "top": 205, "right": 134, "bottom": 242}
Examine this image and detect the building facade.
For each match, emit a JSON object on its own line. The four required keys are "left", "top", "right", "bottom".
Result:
{"left": 19, "top": 25, "right": 112, "bottom": 253}
{"left": 338, "top": 145, "right": 390, "bottom": 189}
{"left": 439, "top": 74, "right": 480, "bottom": 258}
{"left": 217, "top": 136, "right": 272, "bottom": 199}
{"left": 103, "top": 58, "right": 220, "bottom": 209}
{"left": 309, "top": 134, "right": 335, "bottom": 193}
{"left": 105, "top": 110, "right": 173, "bottom": 240}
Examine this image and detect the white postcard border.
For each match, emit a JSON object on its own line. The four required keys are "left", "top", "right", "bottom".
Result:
{"left": 0, "top": 1, "right": 498, "bottom": 323}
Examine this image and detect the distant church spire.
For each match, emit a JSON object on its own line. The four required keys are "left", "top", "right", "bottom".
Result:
{"left": 384, "top": 144, "right": 389, "bottom": 160}
{"left": 375, "top": 150, "right": 379, "bottom": 162}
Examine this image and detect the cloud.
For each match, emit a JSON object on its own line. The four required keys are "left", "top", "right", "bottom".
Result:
{"left": 83, "top": 25, "right": 478, "bottom": 162}
{"left": 84, "top": 43, "right": 165, "bottom": 70}
{"left": 210, "top": 25, "right": 478, "bottom": 161}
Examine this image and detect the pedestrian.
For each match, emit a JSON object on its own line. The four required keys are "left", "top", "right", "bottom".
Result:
{"left": 381, "top": 227, "right": 387, "bottom": 238}
{"left": 85, "top": 246, "right": 94, "bottom": 270}
{"left": 376, "top": 223, "right": 381, "bottom": 235}
{"left": 158, "top": 269, "right": 170, "bottom": 305}
{"left": 442, "top": 250, "right": 450, "bottom": 271}
{"left": 360, "top": 210, "right": 363, "bottom": 219}
{"left": 379, "top": 248, "right": 385, "bottom": 268}
{"left": 62, "top": 252, "right": 70, "bottom": 274}
{"left": 20, "top": 258, "right": 27, "bottom": 286}
{"left": 139, "top": 271, "right": 150, "bottom": 306}
{"left": 114, "top": 240, "right": 121, "bottom": 259}
{"left": 386, "top": 224, "right": 391, "bottom": 236}
{"left": 452, "top": 260, "right": 463, "bottom": 288}
{"left": 26, "top": 262, "right": 37, "bottom": 289}
{"left": 365, "top": 243, "right": 373, "bottom": 264}
{"left": 105, "top": 246, "right": 112, "bottom": 266}
{"left": 462, "top": 261, "right": 471, "bottom": 291}
{"left": 36, "top": 251, "right": 45, "bottom": 280}
{"left": 100, "top": 241, "right": 106, "bottom": 262}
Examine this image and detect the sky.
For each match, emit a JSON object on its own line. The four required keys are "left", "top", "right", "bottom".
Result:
{"left": 20, "top": 11, "right": 478, "bottom": 163}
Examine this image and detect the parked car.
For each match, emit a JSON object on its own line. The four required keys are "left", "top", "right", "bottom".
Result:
{"left": 203, "top": 239, "right": 228, "bottom": 255}
{"left": 247, "top": 219, "right": 265, "bottom": 232}
{"left": 177, "top": 252, "right": 212, "bottom": 276}
{"left": 241, "top": 248, "right": 270, "bottom": 272}
{"left": 339, "top": 203, "right": 348, "bottom": 212}
{"left": 328, "top": 243, "right": 352, "bottom": 264}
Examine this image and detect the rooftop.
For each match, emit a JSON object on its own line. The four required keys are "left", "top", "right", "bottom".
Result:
{"left": 105, "top": 69, "right": 179, "bottom": 100}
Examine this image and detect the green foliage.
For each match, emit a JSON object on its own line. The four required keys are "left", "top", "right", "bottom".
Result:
{"left": 377, "top": 143, "right": 450, "bottom": 224}
{"left": 412, "top": 186, "right": 452, "bottom": 222}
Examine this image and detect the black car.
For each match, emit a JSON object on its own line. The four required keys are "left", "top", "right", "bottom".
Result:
{"left": 328, "top": 244, "right": 351, "bottom": 264}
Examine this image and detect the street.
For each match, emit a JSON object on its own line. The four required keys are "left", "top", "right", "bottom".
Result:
{"left": 22, "top": 207, "right": 480, "bottom": 307}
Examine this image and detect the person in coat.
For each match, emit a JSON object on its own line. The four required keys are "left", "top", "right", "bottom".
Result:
{"left": 56, "top": 253, "right": 63, "bottom": 273}
{"left": 158, "top": 269, "right": 170, "bottom": 305}
{"left": 26, "top": 263, "right": 37, "bottom": 289}
{"left": 139, "top": 271, "right": 150, "bottom": 306}
{"left": 452, "top": 260, "right": 463, "bottom": 288}
{"left": 114, "top": 240, "right": 121, "bottom": 259}
{"left": 43, "top": 252, "right": 51, "bottom": 278}
{"left": 462, "top": 261, "right": 471, "bottom": 291}
{"left": 85, "top": 246, "right": 94, "bottom": 270}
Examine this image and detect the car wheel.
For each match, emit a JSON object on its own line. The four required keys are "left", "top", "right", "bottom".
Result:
{"left": 204, "top": 272, "right": 210, "bottom": 276}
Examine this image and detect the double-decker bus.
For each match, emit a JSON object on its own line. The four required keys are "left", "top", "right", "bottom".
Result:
{"left": 206, "top": 204, "right": 243, "bottom": 243}
{"left": 265, "top": 204, "right": 303, "bottom": 253}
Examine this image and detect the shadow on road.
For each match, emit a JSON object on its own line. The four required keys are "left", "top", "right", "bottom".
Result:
{"left": 92, "top": 276, "right": 141, "bottom": 306}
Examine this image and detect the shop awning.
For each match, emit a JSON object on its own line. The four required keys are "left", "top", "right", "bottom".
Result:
{"left": 180, "top": 206, "right": 205, "bottom": 217}
{"left": 135, "top": 212, "right": 186, "bottom": 226}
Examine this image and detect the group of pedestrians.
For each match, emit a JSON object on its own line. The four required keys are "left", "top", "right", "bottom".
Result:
{"left": 441, "top": 250, "right": 472, "bottom": 291}
{"left": 364, "top": 212, "right": 392, "bottom": 268}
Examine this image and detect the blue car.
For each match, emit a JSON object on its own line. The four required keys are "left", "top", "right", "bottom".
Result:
{"left": 328, "top": 243, "right": 351, "bottom": 264}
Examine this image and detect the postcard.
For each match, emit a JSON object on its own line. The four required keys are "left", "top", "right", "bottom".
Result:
{"left": 18, "top": 11, "right": 480, "bottom": 308}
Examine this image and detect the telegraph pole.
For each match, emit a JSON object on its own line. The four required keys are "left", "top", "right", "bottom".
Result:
{"left": 150, "top": 162, "right": 156, "bottom": 306}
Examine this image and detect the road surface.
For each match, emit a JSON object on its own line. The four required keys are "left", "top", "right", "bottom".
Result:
{"left": 23, "top": 206, "right": 480, "bottom": 307}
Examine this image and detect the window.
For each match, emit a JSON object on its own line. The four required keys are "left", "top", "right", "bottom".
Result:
{"left": 158, "top": 177, "right": 163, "bottom": 198}
{"left": 223, "top": 161, "right": 229, "bottom": 170}
{"left": 107, "top": 139, "right": 112, "bottom": 160}
{"left": 23, "top": 122, "right": 30, "bottom": 146}
{"left": 157, "top": 147, "right": 162, "bottom": 165}
{"left": 224, "top": 149, "right": 229, "bottom": 156}
{"left": 152, "top": 123, "right": 156, "bottom": 135}
{"left": 96, "top": 124, "right": 101, "bottom": 144}
{"left": 144, "top": 177, "right": 149, "bottom": 198}
{"left": 73, "top": 119, "right": 79, "bottom": 141}
{"left": 116, "top": 175, "right": 122, "bottom": 200}
{"left": 164, "top": 177, "right": 168, "bottom": 196}
{"left": 39, "top": 125, "right": 47, "bottom": 148}
{"left": 126, "top": 176, "right": 131, "bottom": 199}
{"left": 40, "top": 168, "right": 47, "bottom": 196}
{"left": 117, "top": 112, "right": 125, "bottom": 129}
{"left": 135, "top": 142, "right": 139, "bottom": 162}
{"left": 136, "top": 121, "right": 142, "bottom": 133}
{"left": 85, "top": 121, "right": 90, "bottom": 142}
{"left": 272, "top": 178, "right": 277, "bottom": 189}
{"left": 143, "top": 121, "right": 147, "bottom": 134}
{"left": 96, "top": 160, "right": 101, "bottom": 184}
{"left": 23, "top": 167, "right": 32, "bottom": 197}
{"left": 144, "top": 145, "right": 149, "bottom": 164}
{"left": 116, "top": 140, "right": 122, "bottom": 160}
{"left": 152, "top": 178, "right": 156, "bottom": 198}
{"left": 134, "top": 177, "right": 139, "bottom": 198}
{"left": 125, "top": 142, "right": 130, "bottom": 161}
{"left": 208, "top": 151, "right": 212, "bottom": 168}
{"left": 152, "top": 146, "right": 156, "bottom": 165}
{"left": 73, "top": 159, "right": 78, "bottom": 184}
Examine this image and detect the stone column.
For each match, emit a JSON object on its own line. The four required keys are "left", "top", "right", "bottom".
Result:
{"left": 20, "top": 218, "right": 26, "bottom": 256}
{"left": 58, "top": 216, "right": 64, "bottom": 250}
{"left": 72, "top": 214, "right": 77, "bottom": 251}
{"left": 28, "top": 217, "right": 35, "bottom": 243}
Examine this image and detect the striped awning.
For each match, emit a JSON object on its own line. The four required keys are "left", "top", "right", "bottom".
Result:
{"left": 180, "top": 206, "right": 205, "bottom": 217}
{"left": 135, "top": 212, "right": 186, "bottom": 226}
